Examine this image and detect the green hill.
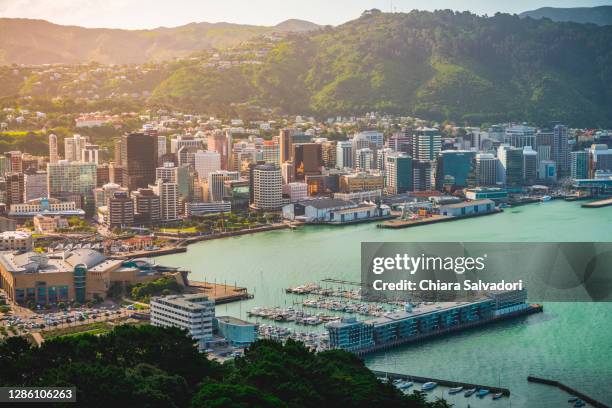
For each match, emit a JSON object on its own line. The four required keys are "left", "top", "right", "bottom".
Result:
{"left": 151, "top": 10, "right": 612, "bottom": 127}
{"left": 520, "top": 6, "right": 612, "bottom": 26}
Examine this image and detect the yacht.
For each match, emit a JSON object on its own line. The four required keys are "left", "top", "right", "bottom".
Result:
{"left": 541, "top": 195, "right": 552, "bottom": 202}
{"left": 421, "top": 382, "right": 438, "bottom": 391}
{"left": 464, "top": 388, "right": 477, "bottom": 397}
{"left": 449, "top": 386, "right": 464, "bottom": 394}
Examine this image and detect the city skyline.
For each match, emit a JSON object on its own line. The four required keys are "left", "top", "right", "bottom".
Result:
{"left": 0, "top": 0, "right": 611, "bottom": 29}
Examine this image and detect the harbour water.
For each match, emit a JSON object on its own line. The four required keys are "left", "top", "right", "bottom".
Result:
{"left": 159, "top": 200, "right": 612, "bottom": 407}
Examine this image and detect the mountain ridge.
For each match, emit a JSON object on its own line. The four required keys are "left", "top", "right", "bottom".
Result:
{"left": 520, "top": 6, "right": 612, "bottom": 26}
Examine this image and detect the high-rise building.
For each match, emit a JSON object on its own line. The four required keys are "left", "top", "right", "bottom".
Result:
{"left": 81, "top": 144, "right": 99, "bottom": 164}
{"left": 339, "top": 173, "right": 383, "bottom": 193}
{"left": 356, "top": 148, "right": 374, "bottom": 172}
{"left": 539, "top": 160, "right": 557, "bottom": 184}
{"left": 292, "top": 143, "right": 323, "bottom": 180}
{"left": 523, "top": 146, "right": 538, "bottom": 185}
{"left": 5, "top": 173, "right": 25, "bottom": 206}
{"left": 208, "top": 130, "right": 231, "bottom": 170}
{"left": 194, "top": 151, "right": 221, "bottom": 181}
{"left": 587, "top": 144, "right": 612, "bottom": 176}
{"left": 388, "top": 132, "right": 412, "bottom": 154}
{"left": 157, "top": 135, "right": 167, "bottom": 158}
{"left": 571, "top": 151, "right": 590, "bottom": 180}
{"left": 552, "top": 124, "right": 570, "bottom": 177}
{"left": 351, "top": 133, "right": 371, "bottom": 166}
{"left": 355, "top": 131, "right": 384, "bottom": 148}
{"left": 170, "top": 134, "right": 205, "bottom": 154}
{"left": 497, "top": 145, "right": 523, "bottom": 188}
{"left": 96, "top": 164, "right": 111, "bottom": 187}
{"left": 156, "top": 162, "right": 192, "bottom": 203}
{"left": 336, "top": 141, "right": 353, "bottom": 169}
{"left": 132, "top": 188, "right": 161, "bottom": 225}
{"left": 281, "top": 162, "right": 294, "bottom": 184}
{"left": 412, "top": 160, "right": 434, "bottom": 192}
{"left": 24, "top": 170, "right": 48, "bottom": 201}
{"left": 47, "top": 161, "right": 97, "bottom": 212}
{"left": 385, "top": 153, "right": 413, "bottom": 194}
{"left": 208, "top": 170, "right": 239, "bottom": 202}
{"left": 152, "top": 179, "right": 179, "bottom": 222}
{"left": 434, "top": 150, "right": 476, "bottom": 191}
{"left": 474, "top": 153, "right": 499, "bottom": 186}
{"left": 504, "top": 125, "right": 536, "bottom": 149}
{"left": 177, "top": 146, "right": 198, "bottom": 169}
{"left": 251, "top": 164, "right": 283, "bottom": 211}
{"left": 64, "top": 134, "right": 88, "bottom": 162}
{"left": 282, "top": 182, "right": 308, "bottom": 202}
{"left": 121, "top": 132, "right": 158, "bottom": 191}
{"left": 5, "top": 151, "right": 22, "bottom": 173}
{"left": 279, "top": 129, "right": 293, "bottom": 164}
{"left": 262, "top": 141, "right": 280, "bottom": 165}
{"left": 412, "top": 128, "right": 442, "bottom": 162}
{"left": 48, "top": 134, "right": 59, "bottom": 164}
{"left": 321, "top": 141, "right": 337, "bottom": 169}
{"left": 108, "top": 191, "right": 134, "bottom": 228}
{"left": 377, "top": 148, "right": 394, "bottom": 172}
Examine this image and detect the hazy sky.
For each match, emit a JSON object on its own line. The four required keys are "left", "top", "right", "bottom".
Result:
{"left": 1, "top": 0, "right": 611, "bottom": 29}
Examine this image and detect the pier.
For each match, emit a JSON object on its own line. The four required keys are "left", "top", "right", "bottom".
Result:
{"left": 184, "top": 281, "right": 253, "bottom": 304}
{"left": 379, "top": 209, "right": 501, "bottom": 229}
{"left": 581, "top": 198, "right": 612, "bottom": 208}
{"left": 371, "top": 370, "right": 511, "bottom": 396}
{"left": 527, "top": 376, "right": 610, "bottom": 408}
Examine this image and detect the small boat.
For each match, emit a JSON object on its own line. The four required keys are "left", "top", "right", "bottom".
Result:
{"left": 421, "top": 382, "right": 438, "bottom": 391}
{"left": 493, "top": 393, "right": 503, "bottom": 400}
{"left": 464, "top": 388, "right": 477, "bottom": 397}
{"left": 574, "top": 400, "right": 586, "bottom": 407}
{"left": 477, "top": 389, "right": 490, "bottom": 398}
{"left": 449, "top": 386, "right": 464, "bottom": 394}
{"left": 541, "top": 195, "right": 552, "bottom": 202}
{"left": 568, "top": 396, "right": 578, "bottom": 403}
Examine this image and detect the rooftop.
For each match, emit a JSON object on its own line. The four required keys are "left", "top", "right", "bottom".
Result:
{"left": 440, "top": 199, "right": 495, "bottom": 209}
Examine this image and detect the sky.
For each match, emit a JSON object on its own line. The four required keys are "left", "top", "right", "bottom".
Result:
{"left": 0, "top": 0, "right": 611, "bottom": 29}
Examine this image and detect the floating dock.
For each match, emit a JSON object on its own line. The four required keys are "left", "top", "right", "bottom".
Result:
{"left": 581, "top": 198, "right": 612, "bottom": 208}
{"left": 372, "top": 370, "right": 511, "bottom": 396}
{"left": 528, "top": 376, "right": 610, "bottom": 408}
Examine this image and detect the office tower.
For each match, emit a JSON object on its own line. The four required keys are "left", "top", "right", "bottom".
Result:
{"left": 47, "top": 161, "right": 97, "bottom": 211}
{"left": 339, "top": 173, "right": 384, "bottom": 193}
{"left": 523, "top": 146, "right": 538, "bottom": 185}
{"left": 49, "top": 134, "right": 58, "bottom": 164}
{"left": 283, "top": 182, "right": 308, "bottom": 202}
{"left": 321, "top": 141, "right": 337, "bottom": 169}
{"left": 262, "top": 141, "right": 280, "bottom": 165}
{"left": 96, "top": 164, "right": 110, "bottom": 187}
{"left": 157, "top": 135, "right": 167, "bottom": 158}
{"left": 109, "top": 163, "right": 123, "bottom": 186}
{"left": 194, "top": 150, "right": 221, "bottom": 181}
{"left": 207, "top": 130, "right": 231, "bottom": 170}
{"left": 293, "top": 133, "right": 312, "bottom": 144}
{"left": 208, "top": 170, "right": 239, "bottom": 202}
{"left": 81, "top": 144, "right": 99, "bottom": 164}
{"left": 434, "top": 150, "right": 477, "bottom": 191}
{"left": 94, "top": 183, "right": 123, "bottom": 208}
{"left": 281, "top": 162, "right": 294, "bottom": 184}
{"left": 504, "top": 125, "right": 536, "bottom": 149}
{"left": 177, "top": 146, "right": 198, "bottom": 169}
{"left": 336, "top": 141, "right": 353, "bottom": 169}
{"left": 231, "top": 142, "right": 258, "bottom": 175}
{"left": 377, "top": 148, "right": 394, "bottom": 172}
{"left": 156, "top": 162, "right": 191, "bottom": 202}
{"left": 351, "top": 133, "right": 371, "bottom": 165}
{"left": 412, "top": 160, "right": 434, "bottom": 192}
{"left": 553, "top": 124, "right": 570, "bottom": 177}
{"left": 355, "top": 148, "right": 374, "bottom": 171}
{"left": 388, "top": 132, "right": 412, "bottom": 154}
{"left": 170, "top": 134, "right": 205, "bottom": 154}
{"left": 251, "top": 164, "right": 283, "bottom": 210}
{"left": 497, "top": 145, "right": 523, "bottom": 188}
{"left": 132, "top": 188, "right": 161, "bottom": 224}
{"left": 587, "top": 144, "right": 612, "bottom": 176}
{"left": 412, "top": 128, "right": 442, "bottom": 162}
{"left": 279, "top": 129, "right": 293, "bottom": 164}
{"left": 108, "top": 191, "right": 134, "bottom": 228}
{"left": 571, "top": 151, "right": 590, "bottom": 180}
{"left": 539, "top": 160, "right": 557, "bottom": 183}
{"left": 5, "top": 151, "right": 22, "bottom": 173}
{"left": 121, "top": 132, "right": 158, "bottom": 191}
{"left": 24, "top": 170, "right": 47, "bottom": 201}
{"left": 64, "top": 134, "right": 88, "bottom": 162}
{"left": 5, "top": 173, "right": 24, "bottom": 206}
{"left": 385, "top": 153, "right": 413, "bottom": 194}
{"left": 114, "top": 139, "right": 123, "bottom": 166}
{"left": 292, "top": 143, "right": 323, "bottom": 181}
{"left": 474, "top": 153, "right": 499, "bottom": 186}
{"left": 356, "top": 131, "right": 384, "bottom": 148}
{"left": 0, "top": 156, "right": 8, "bottom": 176}
{"left": 152, "top": 179, "right": 178, "bottom": 222}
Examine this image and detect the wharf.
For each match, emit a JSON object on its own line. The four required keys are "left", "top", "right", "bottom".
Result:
{"left": 528, "top": 376, "right": 610, "bottom": 408}
{"left": 581, "top": 198, "right": 612, "bottom": 208}
{"left": 185, "top": 281, "right": 253, "bottom": 304}
{"left": 379, "top": 209, "right": 501, "bottom": 229}
{"left": 371, "top": 370, "right": 511, "bottom": 396}
{"left": 354, "top": 304, "right": 543, "bottom": 355}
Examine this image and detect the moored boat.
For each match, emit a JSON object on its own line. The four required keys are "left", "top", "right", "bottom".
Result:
{"left": 449, "top": 386, "right": 464, "bottom": 394}
{"left": 421, "top": 382, "right": 438, "bottom": 391}
{"left": 493, "top": 393, "right": 503, "bottom": 400}
{"left": 464, "top": 388, "right": 477, "bottom": 397}
{"left": 477, "top": 389, "right": 490, "bottom": 398}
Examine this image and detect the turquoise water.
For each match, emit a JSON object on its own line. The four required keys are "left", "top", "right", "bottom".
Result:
{"left": 158, "top": 201, "right": 612, "bottom": 407}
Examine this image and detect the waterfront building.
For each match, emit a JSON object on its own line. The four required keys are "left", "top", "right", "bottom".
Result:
{"left": 588, "top": 144, "right": 612, "bottom": 177}
{"left": 334, "top": 190, "right": 382, "bottom": 202}
{"left": 539, "top": 160, "right": 557, "bottom": 184}
{"left": 208, "top": 170, "right": 239, "bottom": 202}
{"left": 0, "top": 249, "right": 163, "bottom": 305}
{"left": 504, "top": 125, "right": 536, "bottom": 149}
{"left": 24, "top": 171, "right": 47, "bottom": 202}
{"left": 327, "top": 317, "right": 375, "bottom": 352}
{"left": 157, "top": 162, "right": 192, "bottom": 203}
{"left": 497, "top": 145, "right": 523, "bottom": 188}
{"left": 185, "top": 201, "right": 231, "bottom": 216}
{"left": 279, "top": 128, "right": 293, "bottom": 164}
{"left": 522, "top": 146, "right": 538, "bottom": 185}
{"left": 321, "top": 141, "right": 337, "bottom": 169}
{"left": 336, "top": 141, "right": 353, "bottom": 169}
{"left": 120, "top": 132, "right": 158, "bottom": 191}
{"left": 251, "top": 164, "right": 283, "bottom": 211}
{"left": 339, "top": 173, "right": 383, "bottom": 193}
{"left": 439, "top": 199, "right": 495, "bottom": 217}
{"left": 385, "top": 153, "right": 413, "bottom": 194}
{"left": 412, "top": 127, "right": 442, "bottom": 162}
{"left": 552, "top": 124, "right": 570, "bottom": 177}
{"left": 132, "top": 188, "right": 161, "bottom": 225}
{"left": 464, "top": 187, "right": 508, "bottom": 202}
{"left": 107, "top": 191, "right": 134, "bottom": 228}
{"left": 292, "top": 143, "right": 323, "bottom": 181}
{"left": 47, "top": 161, "right": 96, "bottom": 212}
{"left": 282, "top": 198, "right": 390, "bottom": 224}
{"left": 9, "top": 198, "right": 84, "bottom": 218}
{"left": 0, "top": 231, "right": 33, "bottom": 251}
{"left": 571, "top": 151, "right": 590, "bottom": 180}
{"left": 434, "top": 150, "right": 476, "bottom": 191}
{"left": 215, "top": 316, "right": 258, "bottom": 348}
{"left": 283, "top": 182, "right": 308, "bottom": 202}
{"left": 64, "top": 134, "right": 88, "bottom": 162}
{"left": 474, "top": 153, "right": 498, "bottom": 186}
{"left": 412, "top": 160, "right": 434, "bottom": 192}
{"left": 194, "top": 150, "right": 221, "bottom": 181}
{"left": 150, "top": 294, "right": 215, "bottom": 349}
{"left": 48, "top": 134, "right": 59, "bottom": 164}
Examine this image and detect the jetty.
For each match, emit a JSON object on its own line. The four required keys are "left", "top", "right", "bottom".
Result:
{"left": 372, "top": 370, "right": 511, "bottom": 396}
{"left": 528, "top": 376, "right": 610, "bottom": 408}
{"left": 379, "top": 209, "right": 501, "bottom": 229}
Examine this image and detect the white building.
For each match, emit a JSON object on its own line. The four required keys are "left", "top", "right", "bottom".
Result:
{"left": 439, "top": 199, "right": 496, "bottom": 217}
{"left": 208, "top": 170, "right": 239, "bottom": 202}
{"left": 0, "top": 231, "right": 33, "bottom": 251}
{"left": 194, "top": 150, "right": 221, "bottom": 181}
{"left": 64, "top": 134, "right": 88, "bottom": 162}
{"left": 185, "top": 201, "right": 231, "bottom": 216}
{"left": 282, "top": 198, "right": 390, "bottom": 224}
{"left": 48, "top": 134, "right": 58, "bottom": 164}
{"left": 81, "top": 144, "right": 99, "bottom": 164}
{"left": 336, "top": 141, "right": 353, "bottom": 169}
{"left": 251, "top": 164, "right": 283, "bottom": 211}
{"left": 282, "top": 182, "right": 308, "bottom": 202}
{"left": 150, "top": 294, "right": 215, "bottom": 349}
{"left": 474, "top": 153, "right": 498, "bottom": 186}
{"left": 24, "top": 171, "right": 48, "bottom": 201}
{"left": 151, "top": 179, "right": 179, "bottom": 222}
{"left": 158, "top": 135, "right": 167, "bottom": 157}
